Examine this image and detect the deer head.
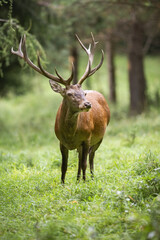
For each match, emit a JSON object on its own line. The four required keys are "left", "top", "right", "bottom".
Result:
{"left": 11, "top": 34, "right": 104, "bottom": 113}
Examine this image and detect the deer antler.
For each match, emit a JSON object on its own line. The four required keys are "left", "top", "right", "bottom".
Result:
{"left": 76, "top": 33, "right": 104, "bottom": 85}
{"left": 11, "top": 35, "right": 74, "bottom": 86}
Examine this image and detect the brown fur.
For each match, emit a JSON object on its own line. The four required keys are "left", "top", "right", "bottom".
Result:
{"left": 55, "top": 90, "right": 110, "bottom": 150}
{"left": 52, "top": 86, "right": 110, "bottom": 183}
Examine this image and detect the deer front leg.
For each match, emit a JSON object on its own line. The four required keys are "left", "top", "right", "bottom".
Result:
{"left": 81, "top": 142, "right": 89, "bottom": 181}
{"left": 77, "top": 143, "right": 89, "bottom": 181}
{"left": 60, "top": 143, "right": 68, "bottom": 184}
{"left": 77, "top": 146, "right": 82, "bottom": 181}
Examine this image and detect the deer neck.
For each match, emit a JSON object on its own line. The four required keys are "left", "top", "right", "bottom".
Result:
{"left": 60, "top": 99, "right": 79, "bottom": 135}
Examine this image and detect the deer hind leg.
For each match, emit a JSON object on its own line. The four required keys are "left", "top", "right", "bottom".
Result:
{"left": 89, "top": 140, "right": 102, "bottom": 179}
{"left": 60, "top": 143, "right": 68, "bottom": 184}
{"left": 77, "top": 142, "right": 89, "bottom": 181}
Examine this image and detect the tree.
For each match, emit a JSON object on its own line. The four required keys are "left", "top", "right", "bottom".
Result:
{"left": 105, "top": 30, "right": 116, "bottom": 103}
{"left": 128, "top": 19, "right": 147, "bottom": 114}
{"left": 1, "top": 0, "right": 160, "bottom": 116}
{"left": 0, "top": 0, "right": 47, "bottom": 95}
{"left": 97, "top": 0, "right": 160, "bottom": 113}
{"left": 125, "top": 2, "right": 160, "bottom": 114}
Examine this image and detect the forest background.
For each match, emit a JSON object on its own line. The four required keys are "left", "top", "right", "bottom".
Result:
{"left": 0, "top": 1, "right": 160, "bottom": 239}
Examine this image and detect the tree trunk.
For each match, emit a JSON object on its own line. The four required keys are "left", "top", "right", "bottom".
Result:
{"left": 106, "top": 34, "right": 116, "bottom": 103}
{"left": 69, "top": 46, "right": 79, "bottom": 84}
{"left": 128, "top": 21, "right": 147, "bottom": 115}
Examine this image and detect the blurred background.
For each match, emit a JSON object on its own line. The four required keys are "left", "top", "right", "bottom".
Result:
{"left": 0, "top": 0, "right": 160, "bottom": 149}
{"left": 0, "top": 3, "right": 160, "bottom": 239}
{"left": 0, "top": 0, "right": 160, "bottom": 110}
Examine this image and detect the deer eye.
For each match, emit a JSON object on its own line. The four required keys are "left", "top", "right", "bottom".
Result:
{"left": 67, "top": 92, "right": 73, "bottom": 97}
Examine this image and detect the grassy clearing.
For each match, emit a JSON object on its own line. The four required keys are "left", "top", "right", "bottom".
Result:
{"left": 0, "top": 56, "right": 160, "bottom": 239}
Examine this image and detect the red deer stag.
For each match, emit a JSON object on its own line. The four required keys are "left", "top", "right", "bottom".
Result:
{"left": 11, "top": 33, "right": 110, "bottom": 183}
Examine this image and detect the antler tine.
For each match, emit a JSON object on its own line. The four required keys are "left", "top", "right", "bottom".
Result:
{"left": 76, "top": 34, "right": 92, "bottom": 85}
{"left": 55, "top": 62, "right": 75, "bottom": 85}
{"left": 38, "top": 56, "right": 74, "bottom": 86}
{"left": 55, "top": 68, "right": 65, "bottom": 81}
{"left": 88, "top": 49, "right": 104, "bottom": 77}
{"left": 11, "top": 35, "right": 74, "bottom": 86}
{"left": 66, "top": 62, "right": 75, "bottom": 85}
{"left": 11, "top": 36, "right": 24, "bottom": 58}
{"left": 77, "top": 33, "right": 104, "bottom": 85}
{"left": 21, "top": 34, "right": 44, "bottom": 74}
{"left": 12, "top": 35, "right": 42, "bottom": 74}
{"left": 21, "top": 35, "right": 27, "bottom": 60}
{"left": 75, "top": 34, "right": 89, "bottom": 53}
{"left": 90, "top": 32, "right": 98, "bottom": 65}
{"left": 89, "top": 33, "right": 104, "bottom": 77}
{"left": 37, "top": 55, "right": 63, "bottom": 84}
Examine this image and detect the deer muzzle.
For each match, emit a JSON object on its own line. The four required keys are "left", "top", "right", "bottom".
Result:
{"left": 79, "top": 101, "right": 92, "bottom": 111}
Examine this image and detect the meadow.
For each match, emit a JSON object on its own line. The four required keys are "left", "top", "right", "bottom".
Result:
{"left": 0, "top": 56, "right": 160, "bottom": 240}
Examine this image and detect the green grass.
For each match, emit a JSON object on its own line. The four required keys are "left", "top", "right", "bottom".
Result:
{"left": 0, "top": 55, "right": 160, "bottom": 239}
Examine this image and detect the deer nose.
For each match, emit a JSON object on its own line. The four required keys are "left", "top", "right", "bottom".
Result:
{"left": 84, "top": 101, "right": 92, "bottom": 109}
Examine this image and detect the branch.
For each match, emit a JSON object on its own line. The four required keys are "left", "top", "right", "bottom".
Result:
{"left": 0, "top": 18, "right": 9, "bottom": 22}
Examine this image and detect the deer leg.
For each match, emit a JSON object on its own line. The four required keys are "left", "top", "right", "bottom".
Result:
{"left": 77, "top": 146, "right": 82, "bottom": 181}
{"left": 89, "top": 140, "right": 102, "bottom": 179}
{"left": 82, "top": 142, "right": 89, "bottom": 181}
{"left": 60, "top": 143, "right": 68, "bottom": 184}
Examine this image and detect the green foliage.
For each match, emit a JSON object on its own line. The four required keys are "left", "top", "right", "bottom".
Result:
{"left": 0, "top": 19, "right": 44, "bottom": 74}
{"left": 1, "top": 0, "right": 160, "bottom": 97}
{"left": 0, "top": 0, "right": 47, "bottom": 95}
{"left": 0, "top": 0, "right": 8, "bottom": 6}
{"left": 0, "top": 56, "right": 160, "bottom": 239}
{"left": 126, "top": 196, "right": 160, "bottom": 240}
{"left": 0, "top": 17, "right": 46, "bottom": 95}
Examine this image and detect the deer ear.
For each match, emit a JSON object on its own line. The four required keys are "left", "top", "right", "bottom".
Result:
{"left": 49, "top": 80, "right": 65, "bottom": 96}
